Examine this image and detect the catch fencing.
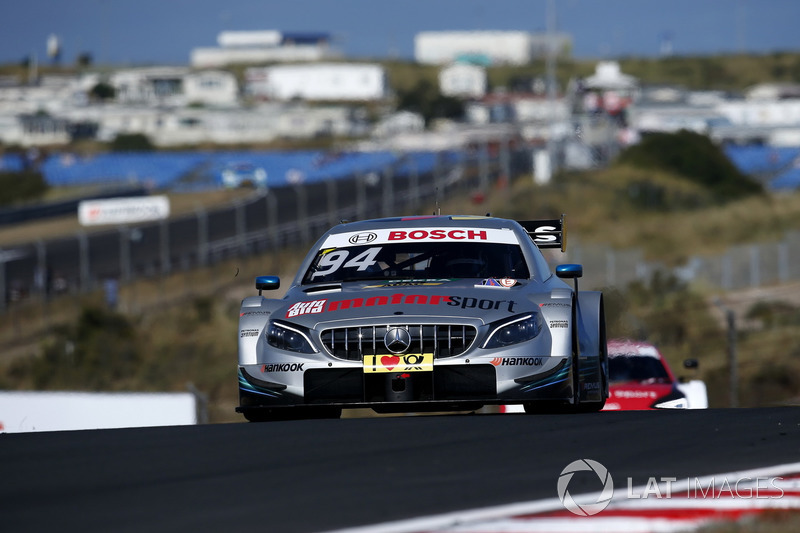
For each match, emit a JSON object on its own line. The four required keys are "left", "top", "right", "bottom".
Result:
{"left": 0, "top": 142, "right": 529, "bottom": 314}
{"left": 2, "top": 143, "right": 799, "bottom": 320}
{"left": 569, "top": 233, "right": 800, "bottom": 292}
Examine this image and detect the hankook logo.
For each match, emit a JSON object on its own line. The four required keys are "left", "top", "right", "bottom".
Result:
{"left": 348, "top": 232, "right": 378, "bottom": 244}
{"left": 384, "top": 327, "right": 412, "bottom": 354}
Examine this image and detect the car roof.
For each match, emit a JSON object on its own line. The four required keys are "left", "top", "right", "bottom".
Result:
{"left": 607, "top": 339, "right": 664, "bottom": 359}
{"left": 327, "top": 215, "right": 521, "bottom": 233}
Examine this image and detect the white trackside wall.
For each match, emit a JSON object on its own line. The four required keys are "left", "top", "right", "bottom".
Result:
{"left": 0, "top": 391, "right": 197, "bottom": 433}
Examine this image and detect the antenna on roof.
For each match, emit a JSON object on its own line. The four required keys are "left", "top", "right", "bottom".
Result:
{"left": 435, "top": 187, "right": 440, "bottom": 215}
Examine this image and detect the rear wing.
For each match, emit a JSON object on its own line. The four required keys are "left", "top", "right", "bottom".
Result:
{"left": 519, "top": 214, "right": 566, "bottom": 252}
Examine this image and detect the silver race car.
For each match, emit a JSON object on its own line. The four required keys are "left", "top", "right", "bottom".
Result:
{"left": 236, "top": 215, "right": 608, "bottom": 420}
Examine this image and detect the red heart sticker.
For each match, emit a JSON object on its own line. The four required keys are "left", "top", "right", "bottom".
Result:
{"left": 381, "top": 355, "right": 400, "bottom": 370}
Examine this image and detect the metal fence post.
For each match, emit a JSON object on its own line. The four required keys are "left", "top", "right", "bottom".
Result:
{"left": 78, "top": 232, "right": 90, "bottom": 293}
{"left": 500, "top": 136, "right": 510, "bottom": 186}
{"left": 294, "top": 185, "right": 309, "bottom": 243}
{"left": 196, "top": 207, "right": 208, "bottom": 268}
{"left": 235, "top": 201, "right": 246, "bottom": 256}
{"left": 750, "top": 244, "right": 760, "bottom": 288}
{"left": 36, "top": 240, "right": 47, "bottom": 300}
{"left": 267, "top": 192, "right": 278, "bottom": 248}
{"left": 382, "top": 166, "right": 393, "bottom": 218}
{"left": 326, "top": 179, "right": 338, "bottom": 228}
{"left": 726, "top": 308, "right": 739, "bottom": 408}
{"left": 778, "top": 241, "right": 789, "bottom": 283}
{"left": 357, "top": 173, "right": 366, "bottom": 221}
{"left": 0, "top": 247, "right": 6, "bottom": 314}
{"left": 160, "top": 219, "right": 171, "bottom": 276}
{"left": 119, "top": 227, "right": 131, "bottom": 283}
{"left": 606, "top": 249, "right": 616, "bottom": 287}
{"left": 479, "top": 140, "right": 489, "bottom": 192}
{"left": 409, "top": 157, "right": 419, "bottom": 213}
{"left": 721, "top": 253, "right": 732, "bottom": 290}
{"left": 433, "top": 152, "right": 443, "bottom": 213}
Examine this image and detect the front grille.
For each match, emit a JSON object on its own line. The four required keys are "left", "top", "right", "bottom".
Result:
{"left": 320, "top": 325, "right": 477, "bottom": 361}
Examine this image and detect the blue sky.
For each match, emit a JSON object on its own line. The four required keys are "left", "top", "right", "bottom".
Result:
{"left": 2, "top": 0, "right": 799, "bottom": 66}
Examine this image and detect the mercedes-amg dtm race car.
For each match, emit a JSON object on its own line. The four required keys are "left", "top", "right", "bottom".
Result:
{"left": 236, "top": 215, "right": 608, "bottom": 421}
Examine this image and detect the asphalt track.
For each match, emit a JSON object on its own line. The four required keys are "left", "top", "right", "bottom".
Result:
{"left": 1, "top": 407, "right": 799, "bottom": 533}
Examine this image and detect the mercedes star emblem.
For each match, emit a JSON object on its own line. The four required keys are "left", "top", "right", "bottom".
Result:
{"left": 384, "top": 327, "right": 412, "bottom": 354}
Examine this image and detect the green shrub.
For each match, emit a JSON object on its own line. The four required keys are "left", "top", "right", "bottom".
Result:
{"left": 0, "top": 170, "right": 49, "bottom": 206}
{"left": 110, "top": 133, "right": 155, "bottom": 152}
{"left": 614, "top": 130, "right": 763, "bottom": 202}
{"left": 746, "top": 301, "right": 800, "bottom": 328}
{"left": 16, "top": 306, "right": 142, "bottom": 391}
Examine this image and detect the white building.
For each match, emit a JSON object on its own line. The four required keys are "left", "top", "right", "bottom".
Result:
{"left": 372, "top": 111, "right": 425, "bottom": 138}
{"left": 716, "top": 99, "right": 800, "bottom": 127}
{"left": 439, "top": 63, "right": 487, "bottom": 99}
{"left": 245, "top": 63, "right": 388, "bottom": 102}
{"left": 110, "top": 67, "right": 190, "bottom": 106}
{"left": 745, "top": 83, "right": 800, "bottom": 101}
{"left": 191, "top": 30, "right": 340, "bottom": 68}
{"left": 108, "top": 67, "right": 239, "bottom": 108}
{"left": 0, "top": 113, "right": 70, "bottom": 146}
{"left": 81, "top": 102, "right": 360, "bottom": 147}
{"left": 0, "top": 74, "right": 87, "bottom": 115}
{"left": 415, "top": 31, "right": 571, "bottom": 66}
{"left": 183, "top": 70, "right": 239, "bottom": 107}
{"left": 275, "top": 105, "right": 359, "bottom": 138}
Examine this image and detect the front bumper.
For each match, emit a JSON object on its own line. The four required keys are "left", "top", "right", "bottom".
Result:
{"left": 237, "top": 357, "right": 573, "bottom": 413}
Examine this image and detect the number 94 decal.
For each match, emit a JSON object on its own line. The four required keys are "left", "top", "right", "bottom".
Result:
{"left": 311, "top": 247, "right": 382, "bottom": 279}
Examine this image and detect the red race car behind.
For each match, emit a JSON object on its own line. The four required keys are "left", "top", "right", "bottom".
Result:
{"left": 602, "top": 339, "right": 708, "bottom": 411}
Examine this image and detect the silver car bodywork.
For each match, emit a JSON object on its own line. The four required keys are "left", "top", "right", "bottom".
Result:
{"left": 236, "top": 215, "right": 607, "bottom": 420}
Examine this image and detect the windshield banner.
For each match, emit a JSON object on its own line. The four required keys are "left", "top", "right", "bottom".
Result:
{"left": 322, "top": 227, "right": 520, "bottom": 248}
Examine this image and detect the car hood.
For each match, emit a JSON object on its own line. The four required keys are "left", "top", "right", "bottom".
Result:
{"left": 276, "top": 279, "right": 538, "bottom": 327}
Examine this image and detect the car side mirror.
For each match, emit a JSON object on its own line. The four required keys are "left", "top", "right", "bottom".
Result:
{"left": 556, "top": 264, "right": 583, "bottom": 279}
{"left": 556, "top": 264, "right": 583, "bottom": 292}
{"left": 679, "top": 358, "right": 699, "bottom": 383}
{"left": 255, "top": 275, "right": 280, "bottom": 295}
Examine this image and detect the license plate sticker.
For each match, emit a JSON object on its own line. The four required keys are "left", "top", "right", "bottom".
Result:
{"left": 363, "top": 353, "right": 434, "bottom": 373}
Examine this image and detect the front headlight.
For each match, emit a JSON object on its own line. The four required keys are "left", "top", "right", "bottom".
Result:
{"left": 483, "top": 313, "right": 541, "bottom": 348}
{"left": 266, "top": 321, "right": 317, "bottom": 354}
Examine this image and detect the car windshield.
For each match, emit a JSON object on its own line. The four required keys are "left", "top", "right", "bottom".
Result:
{"left": 302, "top": 242, "right": 530, "bottom": 284}
{"left": 608, "top": 355, "right": 671, "bottom": 384}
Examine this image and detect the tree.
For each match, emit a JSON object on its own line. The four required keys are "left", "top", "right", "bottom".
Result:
{"left": 89, "top": 82, "right": 115, "bottom": 102}
{"left": 396, "top": 79, "right": 464, "bottom": 126}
